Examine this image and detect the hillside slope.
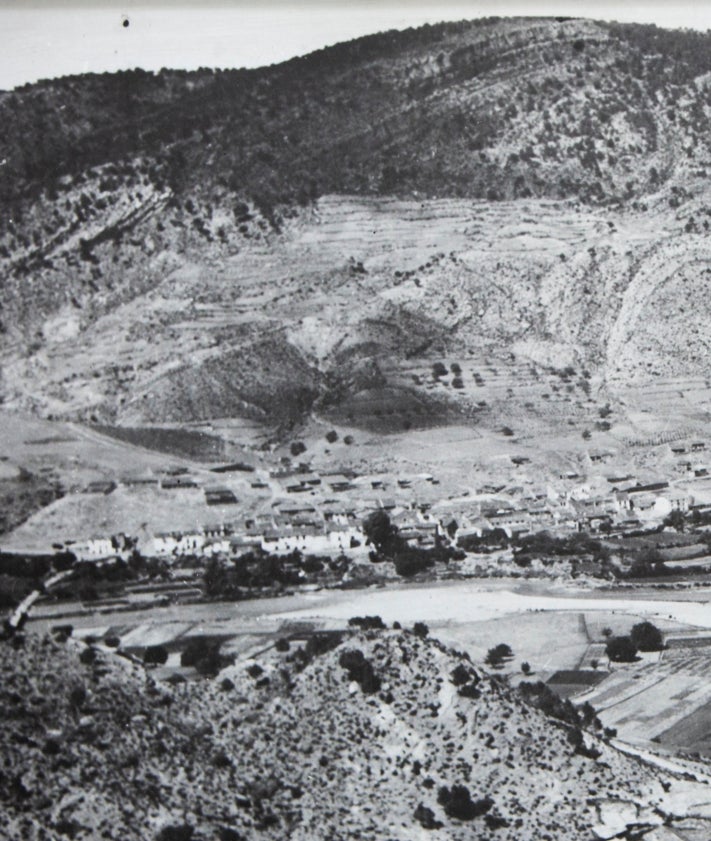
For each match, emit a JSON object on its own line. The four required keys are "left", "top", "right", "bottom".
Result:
{"left": 1, "top": 17, "right": 711, "bottom": 433}
{"left": 0, "top": 628, "right": 701, "bottom": 840}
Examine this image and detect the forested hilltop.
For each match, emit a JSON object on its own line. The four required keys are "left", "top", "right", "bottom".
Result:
{"left": 2, "top": 18, "right": 711, "bottom": 216}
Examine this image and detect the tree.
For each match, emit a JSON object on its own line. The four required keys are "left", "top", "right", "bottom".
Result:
{"left": 144, "top": 644, "right": 168, "bottom": 665}
{"left": 630, "top": 621, "right": 663, "bottom": 651}
{"left": 362, "top": 509, "right": 401, "bottom": 555}
{"left": 181, "top": 637, "right": 225, "bottom": 675}
{"left": 485, "top": 643, "right": 513, "bottom": 668}
{"left": 663, "top": 509, "right": 686, "bottom": 532}
{"left": 605, "top": 635, "right": 638, "bottom": 663}
{"left": 413, "top": 621, "right": 429, "bottom": 638}
{"left": 290, "top": 441, "right": 306, "bottom": 457}
{"left": 432, "top": 362, "right": 447, "bottom": 378}
{"left": 325, "top": 429, "right": 339, "bottom": 443}
{"left": 521, "top": 661, "right": 531, "bottom": 675}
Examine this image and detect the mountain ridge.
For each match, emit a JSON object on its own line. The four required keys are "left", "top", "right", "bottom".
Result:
{"left": 1, "top": 16, "right": 711, "bottom": 437}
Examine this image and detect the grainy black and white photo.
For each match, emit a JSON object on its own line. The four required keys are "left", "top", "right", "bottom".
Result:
{"left": 3, "top": 1, "right": 711, "bottom": 839}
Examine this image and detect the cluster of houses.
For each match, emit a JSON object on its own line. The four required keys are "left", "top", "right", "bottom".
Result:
{"left": 65, "top": 439, "right": 711, "bottom": 563}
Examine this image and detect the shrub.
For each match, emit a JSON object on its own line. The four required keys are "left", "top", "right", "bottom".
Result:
{"left": 414, "top": 803, "right": 443, "bottom": 829}
{"left": 458, "top": 682, "right": 481, "bottom": 699}
{"left": 450, "top": 663, "right": 472, "bottom": 686}
{"left": 339, "top": 648, "right": 381, "bottom": 693}
{"left": 348, "top": 615, "right": 386, "bottom": 630}
{"left": 325, "top": 430, "right": 339, "bottom": 443}
{"left": 605, "top": 635, "right": 638, "bottom": 662}
{"left": 437, "top": 785, "right": 493, "bottom": 821}
{"left": 290, "top": 441, "right": 306, "bottom": 457}
{"left": 79, "top": 646, "right": 97, "bottom": 665}
{"left": 413, "top": 622, "right": 429, "bottom": 638}
{"left": 432, "top": 362, "right": 448, "bottom": 378}
{"left": 630, "top": 621, "right": 663, "bottom": 651}
{"left": 156, "top": 826, "right": 194, "bottom": 841}
{"left": 395, "top": 551, "right": 435, "bottom": 577}
{"left": 275, "top": 637, "right": 290, "bottom": 652}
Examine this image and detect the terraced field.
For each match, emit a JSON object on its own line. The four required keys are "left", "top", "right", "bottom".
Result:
{"left": 579, "top": 646, "right": 711, "bottom": 752}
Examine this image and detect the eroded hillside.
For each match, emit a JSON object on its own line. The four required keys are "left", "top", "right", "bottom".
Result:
{"left": 0, "top": 628, "right": 701, "bottom": 841}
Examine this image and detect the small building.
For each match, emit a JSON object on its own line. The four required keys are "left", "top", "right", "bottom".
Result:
{"left": 84, "top": 480, "right": 116, "bottom": 495}
{"left": 328, "top": 475, "right": 355, "bottom": 492}
{"left": 161, "top": 476, "right": 197, "bottom": 489}
{"left": 121, "top": 474, "right": 159, "bottom": 486}
{"left": 71, "top": 536, "right": 116, "bottom": 559}
{"left": 205, "top": 486, "right": 238, "bottom": 505}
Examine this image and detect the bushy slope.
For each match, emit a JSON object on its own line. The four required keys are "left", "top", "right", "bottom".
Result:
{"left": 0, "top": 628, "right": 676, "bottom": 841}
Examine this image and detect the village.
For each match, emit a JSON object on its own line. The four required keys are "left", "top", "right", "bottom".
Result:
{"left": 53, "top": 436, "right": 711, "bottom": 578}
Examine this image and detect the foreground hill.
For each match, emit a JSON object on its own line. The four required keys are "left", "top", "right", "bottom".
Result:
{"left": 1, "top": 17, "right": 711, "bottom": 435}
{"left": 1, "top": 627, "right": 707, "bottom": 840}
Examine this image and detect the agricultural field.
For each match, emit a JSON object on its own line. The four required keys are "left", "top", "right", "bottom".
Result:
{"left": 92, "top": 425, "right": 231, "bottom": 462}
